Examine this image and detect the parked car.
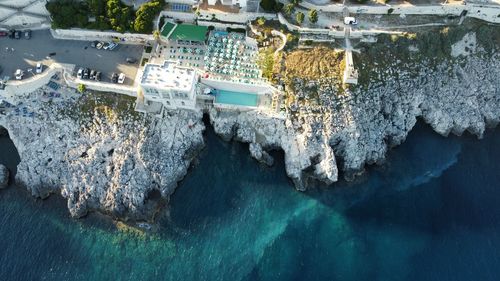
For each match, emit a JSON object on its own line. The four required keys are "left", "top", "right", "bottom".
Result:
{"left": 89, "top": 69, "right": 96, "bottom": 80}
{"left": 8, "top": 30, "right": 15, "bottom": 38}
{"left": 95, "top": 71, "right": 102, "bottom": 81}
{"left": 24, "top": 30, "right": 31, "bottom": 39}
{"left": 108, "top": 42, "right": 118, "bottom": 50}
{"left": 126, "top": 57, "right": 137, "bottom": 64}
{"left": 83, "top": 68, "right": 90, "bottom": 79}
{"left": 14, "top": 31, "right": 21, "bottom": 39}
{"left": 343, "top": 17, "right": 358, "bottom": 25}
{"left": 77, "top": 68, "right": 83, "bottom": 79}
{"left": 0, "top": 31, "right": 7, "bottom": 37}
{"left": 117, "top": 73, "right": 125, "bottom": 84}
{"left": 111, "top": 73, "right": 118, "bottom": 83}
{"left": 15, "top": 69, "right": 24, "bottom": 80}
{"left": 90, "top": 41, "right": 99, "bottom": 48}
{"left": 35, "top": 63, "right": 43, "bottom": 74}
{"left": 96, "top": 42, "right": 103, "bottom": 49}
{"left": 102, "top": 42, "right": 110, "bottom": 50}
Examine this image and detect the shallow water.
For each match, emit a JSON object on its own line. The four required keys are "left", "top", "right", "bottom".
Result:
{"left": 1, "top": 122, "right": 500, "bottom": 281}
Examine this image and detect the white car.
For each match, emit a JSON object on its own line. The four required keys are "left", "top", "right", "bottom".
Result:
{"left": 15, "top": 69, "right": 24, "bottom": 80}
{"left": 36, "top": 62, "right": 43, "bottom": 74}
{"left": 117, "top": 73, "right": 125, "bottom": 84}
{"left": 344, "top": 17, "right": 358, "bottom": 25}
{"left": 77, "top": 68, "right": 83, "bottom": 79}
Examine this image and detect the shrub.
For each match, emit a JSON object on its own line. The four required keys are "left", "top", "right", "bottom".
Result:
{"left": 296, "top": 12, "right": 305, "bottom": 25}
{"left": 260, "top": 0, "right": 282, "bottom": 12}
{"left": 388, "top": 8, "right": 394, "bottom": 14}
{"left": 308, "top": 9, "right": 318, "bottom": 24}
{"left": 77, "top": 84, "right": 86, "bottom": 93}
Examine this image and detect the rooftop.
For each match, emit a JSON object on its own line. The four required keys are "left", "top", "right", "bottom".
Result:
{"left": 161, "top": 22, "right": 209, "bottom": 42}
{"left": 140, "top": 61, "right": 196, "bottom": 92}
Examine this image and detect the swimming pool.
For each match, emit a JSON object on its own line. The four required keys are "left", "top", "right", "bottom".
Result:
{"left": 214, "top": 90, "right": 258, "bottom": 107}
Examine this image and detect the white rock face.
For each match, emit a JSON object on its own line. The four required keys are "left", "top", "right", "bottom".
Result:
{"left": 451, "top": 32, "right": 477, "bottom": 57}
{"left": 0, "top": 92, "right": 205, "bottom": 220}
{"left": 209, "top": 53, "right": 500, "bottom": 189}
{"left": 0, "top": 164, "right": 9, "bottom": 189}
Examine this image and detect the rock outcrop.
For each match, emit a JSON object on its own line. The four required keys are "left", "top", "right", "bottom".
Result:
{"left": 0, "top": 92, "right": 205, "bottom": 220}
{"left": 209, "top": 52, "right": 500, "bottom": 189}
{"left": 0, "top": 164, "right": 9, "bottom": 189}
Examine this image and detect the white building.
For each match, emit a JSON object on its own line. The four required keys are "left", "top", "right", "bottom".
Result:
{"left": 139, "top": 61, "right": 198, "bottom": 110}
{"left": 207, "top": 0, "right": 247, "bottom": 9}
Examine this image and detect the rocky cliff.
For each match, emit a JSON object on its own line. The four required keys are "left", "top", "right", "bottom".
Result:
{"left": 0, "top": 92, "right": 204, "bottom": 220}
{"left": 209, "top": 33, "right": 500, "bottom": 190}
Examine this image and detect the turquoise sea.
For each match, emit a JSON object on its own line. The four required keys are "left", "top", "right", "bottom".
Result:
{"left": 1, "top": 122, "right": 500, "bottom": 281}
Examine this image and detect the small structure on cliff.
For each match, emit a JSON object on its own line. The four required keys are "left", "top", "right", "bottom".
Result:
{"left": 343, "top": 50, "right": 358, "bottom": 85}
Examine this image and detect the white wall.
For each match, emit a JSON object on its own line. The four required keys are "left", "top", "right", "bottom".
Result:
{"left": 50, "top": 29, "right": 153, "bottom": 44}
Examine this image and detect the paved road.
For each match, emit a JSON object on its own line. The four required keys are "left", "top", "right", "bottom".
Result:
{"left": 0, "top": 29, "right": 143, "bottom": 85}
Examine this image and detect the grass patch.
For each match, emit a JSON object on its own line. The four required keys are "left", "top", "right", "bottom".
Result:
{"left": 284, "top": 47, "right": 344, "bottom": 80}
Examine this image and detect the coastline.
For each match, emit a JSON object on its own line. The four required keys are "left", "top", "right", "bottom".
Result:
{"left": 0, "top": 21, "right": 499, "bottom": 221}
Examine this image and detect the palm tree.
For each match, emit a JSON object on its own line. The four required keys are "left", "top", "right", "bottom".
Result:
{"left": 296, "top": 12, "right": 305, "bottom": 25}
{"left": 153, "top": 29, "right": 160, "bottom": 41}
{"left": 308, "top": 9, "right": 318, "bottom": 24}
{"left": 284, "top": 4, "right": 295, "bottom": 16}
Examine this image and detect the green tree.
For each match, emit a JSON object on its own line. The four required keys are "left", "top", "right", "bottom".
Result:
{"left": 256, "top": 17, "right": 266, "bottom": 26}
{"left": 77, "top": 84, "right": 86, "bottom": 93}
{"left": 260, "top": 0, "right": 281, "bottom": 12}
{"left": 107, "top": 0, "right": 133, "bottom": 32}
{"left": 308, "top": 9, "right": 318, "bottom": 24}
{"left": 296, "top": 12, "right": 305, "bottom": 25}
{"left": 134, "top": 0, "right": 165, "bottom": 33}
{"left": 46, "top": 0, "right": 89, "bottom": 29}
{"left": 291, "top": 0, "right": 302, "bottom": 6}
{"left": 284, "top": 4, "right": 295, "bottom": 16}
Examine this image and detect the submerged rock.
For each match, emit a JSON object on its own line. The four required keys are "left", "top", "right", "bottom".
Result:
{"left": 0, "top": 164, "right": 9, "bottom": 189}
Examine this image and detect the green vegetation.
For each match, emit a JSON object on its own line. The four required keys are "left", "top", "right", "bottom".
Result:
{"left": 388, "top": 8, "right": 394, "bottom": 14}
{"left": 46, "top": 0, "right": 165, "bottom": 33}
{"left": 284, "top": 47, "right": 344, "bottom": 80}
{"left": 77, "top": 84, "right": 86, "bottom": 93}
{"left": 46, "top": 0, "right": 89, "bottom": 29}
{"left": 133, "top": 0, "right": 165, "bottom": 33}
{"left": 290, "top": 0, "right": 302, "bottom": 5}
{"left": 257, "top": 17, "right": 266, "bottom": 26}
{"left": 259, "top": 0, "right": 283, "bottom": 12}
{"left": 308, "top": 9, "right": 318, "bottom": 24}
{"left": 258, "top": 48, "right": 275, "bottom": 81}
{"left": 354, "top": 19, "right": 500, "bottom": 87}
{"left": 296, "top": 12, "right": 305, "bottom": 25}
{"left": 284, "top": 4, "right": 295, "bottom": 16}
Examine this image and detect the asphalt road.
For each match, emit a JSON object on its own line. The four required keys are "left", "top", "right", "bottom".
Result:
{"left": 0, "top": 29, "right": 143, "bottom": 85}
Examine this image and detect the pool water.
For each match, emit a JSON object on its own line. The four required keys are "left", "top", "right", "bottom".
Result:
{"left": 215, "top": 90, "right": 258, "bottom": 107}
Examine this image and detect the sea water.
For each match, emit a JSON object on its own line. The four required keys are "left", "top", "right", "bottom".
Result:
{"left": 1, "top": 122, "right": 500, "bottom": 281}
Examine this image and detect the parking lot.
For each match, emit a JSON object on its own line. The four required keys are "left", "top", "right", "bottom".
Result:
{"left": 0, "top": 29, "right": 144, "bottom": 85}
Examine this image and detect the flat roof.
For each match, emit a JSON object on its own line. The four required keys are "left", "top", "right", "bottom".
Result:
{"left": 163, "top": 23, "right": 208, "bottom": 42}
{"left": 141, "top": 61, "right": 196, "bottom": 92}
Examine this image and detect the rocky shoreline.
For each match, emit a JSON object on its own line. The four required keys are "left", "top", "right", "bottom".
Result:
{"left": 0, "top": 92, "right": 205, "bottom": 220}
{"left": 0, "top": 27, "right": 498, "bottom": 220}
